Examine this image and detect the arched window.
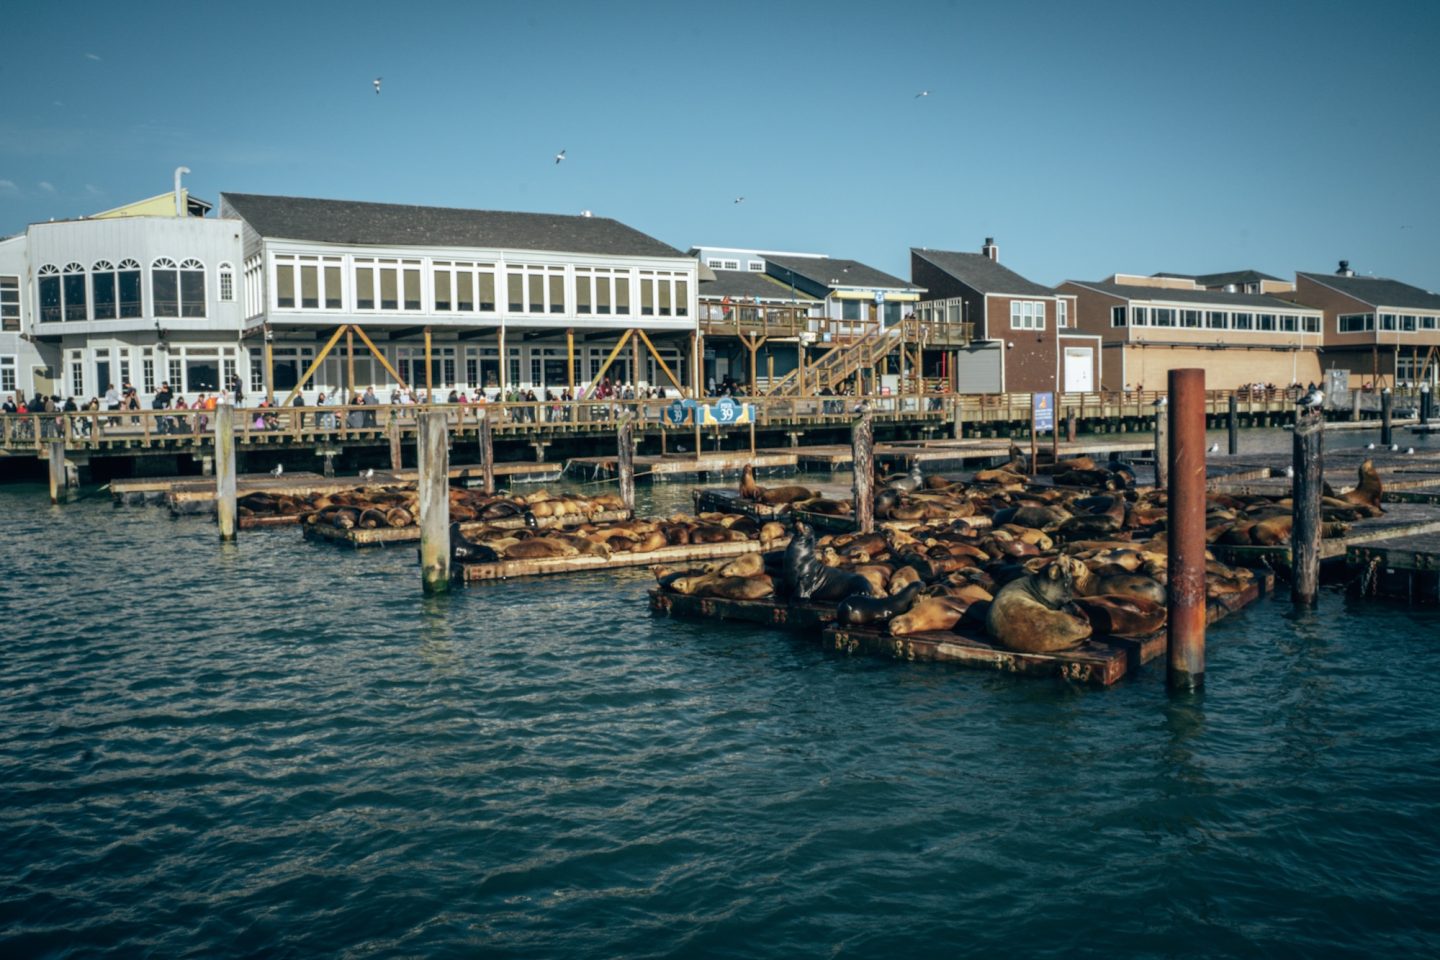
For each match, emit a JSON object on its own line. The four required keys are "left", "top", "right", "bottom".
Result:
{"left": 38, "top": 264, "right": 61, "bottom": 322}
{"left": 62, "top": 263, "right": 88, "bottom": 321}
{"left": 92, "top": 260, "right": 117, "bottom": 319}
{"left": 180, "top": 258, "right": 206, "bottom": 317}
{"left": 152, "top": 257, "right": 179, "bottom": 318}
{"left": 117, "top": 259, "right": 142, "bottom": 318}
{"left": 218, "top": 262, "right": 235, "bottom": 302}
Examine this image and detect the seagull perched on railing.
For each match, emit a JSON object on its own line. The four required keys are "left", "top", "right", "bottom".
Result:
{"left": 1297, "top": 386, "right": 1325, "bottom": 411}
{"left": 1207, "top": 442, "right": 1220, "bottom": 453}
{"left": 361, "top": 467, "right": 375, "bottom": 480}
{"left": 270, "top": 463, "right": 283, "bottom": 477}
{"left": 1366, "top": 442, "right": 1376, "bottom": 450}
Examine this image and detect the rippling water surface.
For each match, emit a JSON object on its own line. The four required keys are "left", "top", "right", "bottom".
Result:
{"left": 3, "top": 433, "right": 1439, "bottom": 958}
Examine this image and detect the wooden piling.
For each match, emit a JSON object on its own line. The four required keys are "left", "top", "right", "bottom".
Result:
{"left": 1381, "top": 388, "right": 1393, "bottom": 446}
{"left": 1227, "top": 394, "right": 1238, "bottom": 455}
{"left": 1350, "top": 387, "right": 1361, "bottom": 423}
{"left": 852, "top": 408, "right": 875, "bottom": 534}
{"left": 47, "top": 440, "right": 65, "bottom": 504}
{"left": 617, "top": 414, "right": 636, "bottom": 514}
{"left": 1166, "top": 370, "right": 1206, "bottom": 692}
{"left": 477, "top": 408, "right": 495, "bottom": 495}
{"left": 417, "top": 410, "right": 450, "bottom": 594}
{"left": 1066, "top": 409, "right": 1077, "bottom": 443}
{"left": 1154, "top": 400, "right": 1169, "bottom": 488}
{"left": 215, "top": 401, "right": 237, "bottom": 542}
{"left": 387, "top": 418, "right": 402, "bottom": 471}
{"left": 1421, "top": 383, "right": 1432, "bottom": 425}
{"left": 1291, "top": 410, "right": 1324, "bottom": 606}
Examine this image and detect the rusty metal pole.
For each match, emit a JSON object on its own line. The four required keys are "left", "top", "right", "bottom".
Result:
{"left": 1167, "top": 369, "right": 1206, "bottom": 692}
{"left": 852, "top": 407, "right": 875, "bottom": 534}
{"left": 1292, "top": 409, "right": 1324, "bottom": 605}
{"left": 1381, "top": 388, "right": 1393, "bottom": 446}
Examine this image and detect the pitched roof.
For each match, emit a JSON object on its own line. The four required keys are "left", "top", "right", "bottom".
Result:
{"left": 1296, "top": 272, "right": 1440, "bottom": 311}
{"left": 764, "top": 254, "right": 914, "bottom": 291}
{"left": 220, "top": 193, "right": 685, "bottom": 258}
{"left": 699, "top": 269, "right": 818, "bottom": 302}
{"left": 911, "top": 248, "right": 1054, "bottom": 296}
{"left": 1152, "top": 269, "right": 1281, "bottom": 287}
{"left": 1065, "top": 279, "right": 1319, "bottom": 311}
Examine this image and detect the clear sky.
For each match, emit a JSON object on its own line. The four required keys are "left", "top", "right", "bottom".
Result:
{"left": 3, "top": 0, "right": 1438, "bottom": 290}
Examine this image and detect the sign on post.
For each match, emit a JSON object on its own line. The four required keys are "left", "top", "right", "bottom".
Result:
{"left": 666, "top": 399, "right": 694, "bottom": 425}
{"left": 698, "top": 396, "right": 754, "bottom": 425}
{"left": 1032, "top": 392, "right": 1055, "bottom": 433}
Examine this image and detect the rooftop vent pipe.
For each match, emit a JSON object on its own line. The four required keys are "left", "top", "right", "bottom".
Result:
{"left": 1337, "top": 259, "right": 1353, "bottom": 277}
{"left": 174, "top": 166, "right": 191, "bottom": 217}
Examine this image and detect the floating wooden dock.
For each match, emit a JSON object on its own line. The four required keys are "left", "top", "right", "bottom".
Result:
{"left": 648, "top": 590, "right": 837, "bottom": 631}
{"left": 301, "top": 508, "right": 634, "bottom": 548}
{"left": 457, "top": 537, "right": 784, "bottom": 582}
{"left": 1347, "top": 528, "right": 1440, "bottom": 603}
{"left": 569, "top": 451, "right": 798, "bottom": 481}
{"left": 1209, "top": 502, "right": 1440, "bottom": 568}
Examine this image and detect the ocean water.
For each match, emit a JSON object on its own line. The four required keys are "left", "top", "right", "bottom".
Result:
{"left": 2, "top": 430, "right": 1438, "bottom": 958}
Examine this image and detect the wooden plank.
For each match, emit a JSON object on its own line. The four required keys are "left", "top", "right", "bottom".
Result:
{"left": 824, "top": 624, "right": 1129, "bottom": 686}
{"left": 458, "top": 537, "right": 784, "bottom": 581}
{"left": 648, "top": 590, "right": 836, "bottom": 631}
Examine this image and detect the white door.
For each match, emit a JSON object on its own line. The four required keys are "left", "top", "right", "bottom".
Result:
{"left": 1064, "top": 347, "right": 1094, "bottom": 392}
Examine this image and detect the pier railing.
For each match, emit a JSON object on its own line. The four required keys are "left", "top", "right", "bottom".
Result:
{"left": 1, "top": 388, "right": 1309, "bottom": 455}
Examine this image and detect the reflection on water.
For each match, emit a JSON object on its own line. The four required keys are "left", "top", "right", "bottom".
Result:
{"left": 1, "top": 425, "right": 1438, "bottom": 958}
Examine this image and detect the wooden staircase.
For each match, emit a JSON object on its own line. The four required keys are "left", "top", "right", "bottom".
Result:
{"left": 769, "top": 318, "right": 916, "bottom": 397}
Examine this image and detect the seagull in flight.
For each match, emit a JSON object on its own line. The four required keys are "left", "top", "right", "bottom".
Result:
{"left": 373, "top": 77, "right": 382, "bottom": 95}
{"left": 271, "top": 463, "right": 283, "bottom": 477}
{"left": 915, "top": 90, "right": 930, "bottom": 98}
{"left": 555, "top": 149, "right": 566, "bottom": 165}
{"left": 734, "top": 196, "right": 745, "bottom": 204}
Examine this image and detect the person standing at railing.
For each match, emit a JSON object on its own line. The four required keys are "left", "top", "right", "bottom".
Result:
{"left": 104, "top": 383, "right": 121, "bottom": 427}
{"left": 362, "top": 386, "right": 379, "bottom": 427}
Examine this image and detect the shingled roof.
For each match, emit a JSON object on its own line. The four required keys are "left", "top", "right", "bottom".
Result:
{"left": 1153, "top": 269, "right": 1282, "bottom": 288}
{"left": 1297, "top": 272, "right": 1440, "bottom": 311}
{"left": 220, "top": 193, "right": 685, "bottom": 258}
{"left": 1066, "top": 279, "right": 1319, "bottom": 310}
{"left": 910, "top": 248, "right": 1054, "bottom": 297}
{"left": 764, "top": 254, "right": 914, "bottom": 292}
{"left": 699, "top": 270, "right": 819, "bottom": 302}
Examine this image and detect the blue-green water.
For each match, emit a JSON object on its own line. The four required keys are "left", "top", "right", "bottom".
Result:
{"left": 3, "top": 436, "right": 1440, "bottom": 958}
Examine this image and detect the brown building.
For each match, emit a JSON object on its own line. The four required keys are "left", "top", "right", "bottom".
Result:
{"left": 1060, "top": 276, "right": 1323, "bottom": 392}
{"left": 1290, "top": 263, "right": 1440, "bottom": 388}
{"left": 910, "top": 241, "right": 1096, "bottom": 394}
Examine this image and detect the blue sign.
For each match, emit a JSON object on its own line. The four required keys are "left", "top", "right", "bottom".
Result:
{"left": 875, "top": 290, "right": 886, "bottom": 304}
{"left": 1032, "top": 392, "right": 1055, "bottom": 432}
{"left": 714, "top": 396, "right": 738, "bottom": 423}
{"left": 666, "top": 399, "right": 693, "bottom": 425}
{"left": 698, "top": 397, "right": 754, "bottom": 426}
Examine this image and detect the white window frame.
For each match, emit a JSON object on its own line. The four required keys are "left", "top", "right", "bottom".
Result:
{"left": 0, "top": 275, "right": 19, "bottom": 331}
{"left": 218, "top": 262, "right": 235, "bottom": 302}
{"left": 0, "top": 354, "right": 16, "bottom": 393}
{"left": 1009, "top": 300, "right": 1046, "bottom": 331}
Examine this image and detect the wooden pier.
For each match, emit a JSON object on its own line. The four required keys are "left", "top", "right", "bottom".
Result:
{"left": 569, "top": 451, "right": 798, "bottom": 481}
{"left": 457, "top": 537, "right": 782, "bottom": 582}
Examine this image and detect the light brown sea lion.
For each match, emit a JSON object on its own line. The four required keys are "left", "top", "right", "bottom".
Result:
{"left": 890, "top": 595, "right": 970, "bottom": 636}
{"left": 719, "top": 553, "right": 764, "bottom": 578}
{"left": 759, "top": 521, "right": 786, "bottom": 542}
{"left": 689, "top": 524, "right": 742, "bottom": 544}
{"left": 1074, "top": 595, "right": 1167, "bottom": 637}
{"left": 985, "top": 561, "right": 1092, "bottom": 653}
{"left": 503, "top": 537, "right": 579, "bottom": 560}
{"left": 698, "top": 575, "right": 775, "bottom": 600}
{"left": 888, "top": 565, "right": 921, "bottom": 595}
{"left": 1338, "top": 459, "right": 1384, "bottom": 515}
{"left": 384, "top": 507, "right": 413, "bottom": 528}
{"left": 740, "top": 464, "right": 813, "bottom": 505}
{"left": 1251, "top": 515, "right": 1293, "bottom": 545}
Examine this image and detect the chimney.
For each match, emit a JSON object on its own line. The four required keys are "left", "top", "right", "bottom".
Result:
{"left": 982, "top": 237, "right": 998, "bottom": 262}
{"left": 1337, "top": 259, "right": 1354, "bottom": 277}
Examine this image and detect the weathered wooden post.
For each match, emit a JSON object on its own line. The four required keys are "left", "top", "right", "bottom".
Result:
{"left": 387, "top": 417, "right": 402, "bottom": 472}
{"left": 1227, "top": 394, "right": 1239, "bottom": 455}
{"left": 1380, "top": 388, "right": 1393, "bottom": 446}
{"left": 1167, "top": 370, "right": 1206, "bottom": 692}
{"left": 47, "top": 440, "right": 65, "bottom": 504}
{"left": 852, "top": 406, "right": 875, "bottom": 534}
{"left": 1153, "top": 397, "right": 1169, "bottom": 488}
{"left": 1350, "top": 387, "right": 1361, "bottom": 423}
{"left": 617, "top": 413, "right": 636, "bottom": 515}
{"left": 417, "top": 409, "right": 450, "bottom": 594}
{"left": 477, "top": 407, "right": 495, "bottom": 495}
{"left": 950, "top": 396, "right": 963, "bottom": 440}
{"left": 1291, "top": 409, "right": 1324, "bottom": 606}
{"left": 215, "top": 401, "right": 237, "bottom": 542}
{"left": 1421, "top": 382, "right": 1432, "bottom": 425}
{"left": 1066, "top": 409, "right": 1077, "bottom": 443}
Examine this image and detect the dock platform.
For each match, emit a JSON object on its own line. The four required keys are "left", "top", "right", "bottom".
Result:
{"left": 457, "top": 537, "right": 783, "bottom": 582}
{"left": 568, "top": 451, "right": 798, "bottom": 481}
{"left": 302, "top": 508, "right": 633, "bottom": 548}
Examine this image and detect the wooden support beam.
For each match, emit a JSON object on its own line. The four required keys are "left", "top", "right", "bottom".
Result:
{"left": 417, "top": 410, "right": 450, "bottom": 594}
{"left": 567, "top": 328, "right": 575, "bottom": 393}
{"left": 350, "top": 324, "right": 409, "bottom": 390}
{"left": 346, "top": 327, "right": 356, "bottom": 397}
{"left": 282, "top": 324, "right": 348, "bottom": 407}
{"left": 582, "top": 329, "right": 634, "bottom": 400}
{"left": 424, "top": 326, "right": 434, "bottom": 402}
{"left": 1292, "top": 410, "right": 1323, "bottom": 606}
{"left": 47, "top": 440, "right": 65, "bottom": 504}
{"left": 852, "top": 408, "right": 875, "bottom": 533}
{"left": 387, "top": 418, "right": 402, "bottom": 471}
{"left": 632, "top": 328, "right": 644, "bottom": 387}
{"left": 1167, "top": 369, "right": 1206, "bottom": 692}
{"left": 617, "top": 414, "right": 636, "bottom": 513}
{"left": 498, "top": 326, "right": 507, "bottom": 394}
{"left": 477, "top": 408, "right": 495, "bottom": 495}
{"left": 634, "top": 328, "right": 684, "bottom": 393}
{"left": 215, "top": 402, "right": 237, "bottom": 541}
{"left": 263, "top": 324, "right": 275, "bottom": 405}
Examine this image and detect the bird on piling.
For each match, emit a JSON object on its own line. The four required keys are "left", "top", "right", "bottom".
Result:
{"left": 1285, "top": 465, "right": 1294, "bottom": 479}
{"left": 1297, "top": 386, "right": 1325, "bottom": 411}
{"left": 1207, "top": 442, "right": 1220, "bottom": 453}
{"left": 270, "top": 464, "right": 283, "bottom": 477}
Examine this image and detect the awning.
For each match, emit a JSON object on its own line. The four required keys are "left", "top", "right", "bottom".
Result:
{"left": 832, "top": 289, "right": 921, "bottom": 301}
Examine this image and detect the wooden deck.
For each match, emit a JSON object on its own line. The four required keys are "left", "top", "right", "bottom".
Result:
{"left": 457, "top": 536, "right": 784, "bottom": 582}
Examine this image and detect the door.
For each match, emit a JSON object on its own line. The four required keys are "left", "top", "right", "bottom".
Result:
{"left": 32, "top": 365, "right": 56, "bottom": 397}
{"left": 1064, "top": 347, "right": 1094, "bottom": 392}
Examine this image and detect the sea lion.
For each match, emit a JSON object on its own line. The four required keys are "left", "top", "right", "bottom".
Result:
{"left": 759, "top": 521, "right": 787, "bottom": 542}
{"left": 890, "top": 595, "right": 970, "bottom": 636}
{"left": 1340, "top": 459, "right": 1385, "bottom": 516}
{"left": 451, "top": 523, "right": 500, "bottom": 562}
{"left": 875, "top": 487, "right": 902, "bottom": 519}
{"left": 698, "top": 575, "right": 776, "bottom": 600}
{"left": 783, "top": 523, "right": 876, "bottom": 602}
{"left": 503, "top": 537, "right": 579, "bottom": 560}
{"left": 985, "top": 560, "right": 1092, "bottom": 653}
{"left": 884, "top": 463, "right": 924, "bottom": 493}
{"left": 1074, "top": 594, "right": 1167, "bottom": 637}
{"left": 836, "top": 581, "right": 923, "bottom": 625}
{"left": 740, "top": 464, "right": 813, "bottom": 505}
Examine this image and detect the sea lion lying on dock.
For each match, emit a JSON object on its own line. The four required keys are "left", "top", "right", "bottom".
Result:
{"left": 890, "top": 595, "right": 971, "bottom": 636}
{"left": 1073, "top": 595, "right": 1167, "bottom": 637}
{"left": 836, "top": 580, "right": 923, "bottom": 625}
{"left": 985, "top": 560, "right": 1092, "bottom": 653}
{"left": 740, "top": 464, "right": 814, "bottom": 505}
{"left": 784, "top": 523, "right": 876, "bottom": 602}
{"left": 451, "top": 523, "right": 500, "bottom": 562}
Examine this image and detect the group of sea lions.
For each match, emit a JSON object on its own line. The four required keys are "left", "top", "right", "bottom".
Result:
{"left": 455, "top": 511, "right": 786, "bottom": 564}
{"left": 237, "top": 486, "right": 628, "bottom": 531}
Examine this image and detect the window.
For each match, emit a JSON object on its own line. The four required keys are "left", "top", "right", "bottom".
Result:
{"left": 219, "top": 263, "right": 235, "bottom": 302}
{"left": 0, "top": 276, "right": 18, "bottom": 331}
{"left": 68, "top": 350, "right": 83, "bottom": 396}
{"left": 1111, "top": 305, "right": 1127, "bottom": 328}
{"left": 1303, "top": 316, "right": 1321, "bottom": 334}
{"left": 1280, "top": 315, "right": 1297, "bottom": 332}
{"left": 118, "top": 260, "right": 142, "bottom": 318}
{"left": 1010, "top": 300, "right": 1046, "bottom": 330}
{"left": 1057, "top": 300, "right": 1068, "bottom": 328}
{"left": 747, "top": 260, "right": 764, "bottom": 272}
{"left": 152, "top": 258, "right": 180, "bottom": 317}
{"left": 1257, "top": 313, "right": 1276, "bottom": 331}
{"left": 0, "top": 355, "right": 14, "bottom": 392}
{"left": 1402, "top": 315, "right": 1417, "bottom": 332}
{"left": 180, "top": 259, "right": 206, "bottom": 317}
{"left": 638, "top": 270, "right": 686, "bottom": 318}
{"left": 352, "top": 258, "right": 418, "bottom": 311}
{"left": 1205, "top": 310, "right": 1228, "bottom": 329}
{"left": 38, "top": 264, "right": 61, "bottom": 322}
{"left": 1231, "top": 312, "right": 1252, "bottom": 331}
{"left": 1181, "top": 309, "right": 1201, "bottom": 328}
{"left": 1380, "top": 313, "right": 1397, "bottom": 331}
{"left": 1338, "top": 313, "right": 1374, "bottom": 333}
{"left": 1422, "top": 316, "right": 1438, "bottom": 330}
{"left": 883, "top": 302, "right": 901, "bottom": 324}
{"left": 842, "top": 299, "right": 861, "bottom": 321}
{"left": 431, "top": 261, "right": 492, "bottom": 313}
{"left": 1152, "top": 308, "right": 1175, "bottom": 328}
{"left": 91, "top": 261, "right": 116, "bottom": 319}
{"left": 63, "top": 263, "right": 87, "bottom": 321}
{"left": 1131, "top": 306, "right": 1148, "bottom": 326}
{"left": 141, "top": 348, "right": 156, "bottom": 392}
{"left": 276, "top": 254, "right": 342, "bottom": 310}
{"left": 707, "top": 258, "right": 740, "bottom": 271}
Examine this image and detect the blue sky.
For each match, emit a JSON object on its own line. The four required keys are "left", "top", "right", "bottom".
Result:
{"left": 3, "top": 0, "right": 1438, "bottom": 289}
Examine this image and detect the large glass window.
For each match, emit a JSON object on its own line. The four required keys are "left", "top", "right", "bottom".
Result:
{"left": 219, "top": 263, "right": 235, "bottom": 302}
{"left": 1056, "top": 299, "right": 1068, "bottom": 328}
{"left": 0, "top": 355, "right": 14, "bottom": 393}
{"left": 1111, "top": 306, "right": 1127, "bottom": 328}
{"left": 38, "top": 265, "right": 61, "bottom": 322}
{"left": 91, "top": 261, "right": 116, "bottom": 319}
{"left": 842, "top": 300, "right": 861, "bottom": 321}
{"left": 1280, "top": 315, "right": 1297, "bottom": 332}
{"left": 1181, "top": 309, "right": 1200, "bottom": 328}
{"left": 152, "top": 258, "right": 180, "bottom": 317}
{"left": 117, "top": 260, "right": 142, "bottom": 318}
{"left": 1379, "top": 313, "right": 1397, "bottom": 331}
{"left": 1, "top": 276, "right": 19, "bottom": 331}
{"left": 1232, "top": 312, "right": 1253, "bottom": 330}
{"left": 1131, "top": 306, "right": 1148, "bottom": 326}
{"left": 1205, "top": 310, "right": 1228, "bottom": 329}
{"left": 1152, "top": 308, "right": 1175, "bottom": 328}
{"left": 277, "top": 255, "right": 342, "bottom": 310}
{"left": 1338, "top": 313, "right": 1373, "bottom": 333}
{"left": 1010, "top": 300, "right": 1046, "bottom": 330}
{"left": 180, "top": 259, "right": 206, "bottom": 317}
{"left": 1303, "top": 316, "right": 1321, "bottom": 333}
{"left": 63, "top": 263, "right": 87, "bottom": 320}
{"left": 1257, "top": 313, "right": 1276, "bottom": 331}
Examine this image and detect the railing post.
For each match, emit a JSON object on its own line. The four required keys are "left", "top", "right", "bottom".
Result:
{"left": 1292, "top": 409, "right": 1324, "bottom": 606}
{"left": 1227, "top": 394, "right": 1238, "bottom": 454}
{"left": 852, "top": 407, "right": 875, "bottom": 534}
{"left": 417, "top": 409, "right": 450, "bottom": 594}
{"left": 1167, "top": 369, "right": 1206, "bottom": 692}
{"left": 215, "top": 402, "right": 237, "bottom": 542}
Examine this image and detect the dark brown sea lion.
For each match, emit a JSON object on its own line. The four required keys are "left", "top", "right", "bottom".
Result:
{"left": 451, "top": 523, "right": 500, "bottom": 562}
{"left": 837, "top": 581, "right": 923, "bottom": 625}
{"left": 783, "top": 522, "right": 876, "bottom": 603}
{"left": 740, "top": 464, "right": 813, "bottom": 505}
{"left": 1074, "top": 594, "right": 1167, "bottom": 637}
{"left": 985, "top": 561, "right": 1092, "bottom": 653}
